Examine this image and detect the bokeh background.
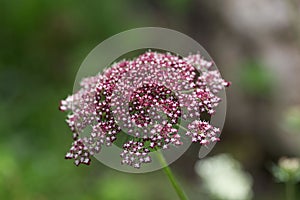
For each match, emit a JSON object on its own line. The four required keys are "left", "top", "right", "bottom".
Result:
{"left": 1, "top": 0, "right": 300, "bottom": 199}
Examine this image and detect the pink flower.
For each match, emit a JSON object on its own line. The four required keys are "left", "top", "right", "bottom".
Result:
{"left": 60, "top": 51, "right": 230, "bottom": 168}
{"left": 186, "top": 120, "right": 221, "bottom": 145}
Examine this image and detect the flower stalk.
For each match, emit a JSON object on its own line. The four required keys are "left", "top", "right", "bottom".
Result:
{"left": 286, "top": 180, "right": 295, "bottom": 200}
{"left": 156, "top": 150, "right": 190, "bottom": 200}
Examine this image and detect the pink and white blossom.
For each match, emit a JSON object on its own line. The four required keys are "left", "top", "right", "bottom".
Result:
{"left": 60, "top": 51, "right": 230, "bottom": 168}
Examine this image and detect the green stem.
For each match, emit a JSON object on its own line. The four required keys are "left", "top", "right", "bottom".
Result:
{"left": 156, "top": 150, "right": 190, "bottom": 200}
{"left": 286, "top": 181, "right": 295, "bottom": 200}
{"left": 179, "top": 88, "right": 196, "bottom": 94}
{"left": 175, "top": 124, "right": 189, "bottom": 132}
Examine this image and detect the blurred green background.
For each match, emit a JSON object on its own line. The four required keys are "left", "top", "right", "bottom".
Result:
{"left": 1, "top": 0, "right": 300, "bottom": 199}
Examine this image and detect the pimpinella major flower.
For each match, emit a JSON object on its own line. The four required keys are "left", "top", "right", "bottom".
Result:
{"left": 59, "top": 51, "right": 230, "bottom": 168}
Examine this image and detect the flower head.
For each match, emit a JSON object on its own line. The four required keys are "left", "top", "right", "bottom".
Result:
{"left": 60, "top": 51, "right": 230, "bottom": 168}
{"left": 271, "top": 157, "right": 300, "bottom": 183}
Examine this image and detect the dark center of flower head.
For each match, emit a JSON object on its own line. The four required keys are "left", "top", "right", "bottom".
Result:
{"left": 60, "top": 51, "right": 230, "bottom": 168}
{"left": 129, "top": 83, "right": 181, "bottom": 128}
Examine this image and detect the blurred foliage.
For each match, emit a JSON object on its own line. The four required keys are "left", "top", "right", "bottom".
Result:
{"left": 239, "top": 61, "right": 274, "bottom": 96}
{"left": 161, "top": 0, "right": 192, "bottom": 13}
{"left": 282, "top": 106, "right": 300, "bottom": 134}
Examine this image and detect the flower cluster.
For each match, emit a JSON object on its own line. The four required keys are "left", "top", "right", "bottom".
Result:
{"left": 271, "top": 157, "right": 300, "bottom": 183}
{"left": 186, "top": 121, "right": 220, "bottom": 145}
{"left": 60, "top": 51, "right": 230, "bottom": 168}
